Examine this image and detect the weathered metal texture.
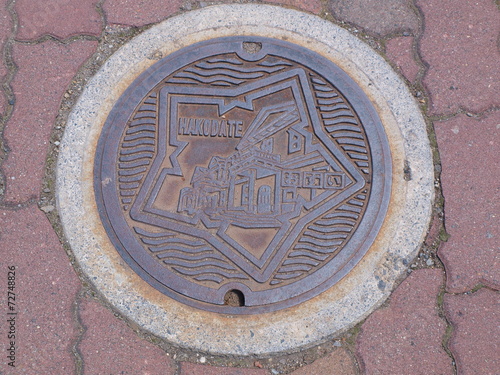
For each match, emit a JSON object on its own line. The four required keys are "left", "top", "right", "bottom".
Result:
{"left": 94, "top": 36, "right": 392, "bottom": 314}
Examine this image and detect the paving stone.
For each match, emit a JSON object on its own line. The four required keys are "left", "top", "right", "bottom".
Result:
{"left": 385, "top": 36, "right": 419, "bottom": 83}
{"left": 290, "top": 348, "right": 357, "bottom": 375}
{"left": 2, "top": 40, "right": 97, "bottom": 202}
{"left": 266, "top": 0, "right": 322, "bottom": 14}
{"left": 180, "top": 362, "right": 269, "bottom": 375}
{"left": 444, "top": 289, "right": 499, "bottom": 375}
{"left": 103, "top": 0, "right": 183, "bottom": 26}
{"left": 0, "top": 206, "right": 80, "bottom": 374}
{"left": 357, "top": 269, "right": 453, "bottom": 375}
{"left": 328, "top": 0, "right": 419, "bottom": 36}
{"left": 436, "top": 113, "right": 500, "bottom": 292}
{"left": 15, "top": 0, "right": 101, "bottom": 40}
{"left": 416, "top": 0, "right": 500, "bottom": 115}
{"left": 78, "top": 297, "right": 175, "bottom": 375}
{"left": 0, "top": 1, "right": 11, "bottom": 117}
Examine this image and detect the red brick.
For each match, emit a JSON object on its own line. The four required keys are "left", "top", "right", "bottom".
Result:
{"left": 328, "top": 0, "right": 418, "bottom": 36}
{"left": 78, "top": 297, "right": 175, "bottom": 375}
{"left": 436, "top": 113, "right": 500, "bottom": 293}
{"left": 103, "top": 0, "right": 183, "bottom": 27}
{"left": 2, "top": 40, "right": 97, "bottom": 202}
{"left": 266, "top": 0, "right": 322, "bottom": 14}
{"left": 15, "top": 0, "right": 101, "bottom": 40}
{"left": 444, "top": 289, "right": 499, "bottom": 375}
{"left": 416, "top": 0, "right": 500, "bottom": 115}
{"left": 385, "top": 36, "right": 419, "bottom": 83}
{"left": 180, "top": 362, "right": 269, "bottom": 375}
{"left": 357, "top": 269, "right": 453, "bottom": 375}
{"left": 290, "top": 348, "right": 356, "bottom": 375}
{"left": 0, "top": 206, "right": 80, "bottom": 374}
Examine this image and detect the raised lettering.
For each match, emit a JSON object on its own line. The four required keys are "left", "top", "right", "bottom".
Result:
{"left": 177, "top": 117, "right": 244, "bottom": 138}
{"left": 202, "top": 119, "right": 211, "bottom": 136}
{"left": 235, "top": 121, "right": 243, "bottom": 138}
{"left": 194, "top": 118, "right": 203, "bottom": 135}
{"left": 218, "top": 120, "right": 228, "bottom": 137}
{"left": 187, "top": 118, "right": 197, "bottom": 135}
{"left": 211, "top": 120, "right": 220, "bottom": 137}
{"left": 178, "top": 117, "right": 189, "bottom": 135}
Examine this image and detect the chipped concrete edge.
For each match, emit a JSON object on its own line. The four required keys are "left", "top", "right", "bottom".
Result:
{"left": 56, "top": 4, "right": 434, "bottom": 355}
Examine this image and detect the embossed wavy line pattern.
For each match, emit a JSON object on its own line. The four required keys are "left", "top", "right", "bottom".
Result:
{"left": 118, "top": 94, "right": 157, "bottom": 210}
{"left": 270, "top": 192, "right": 369, "bottom": 285}
{"left": 166, "top": 55, "right": 291, "bottom": 86}
{"left": 135, "top": 228, "right": 248, "bottom": 284}
{"left": 310, "top": 76, "right": 371, "bottom": 176}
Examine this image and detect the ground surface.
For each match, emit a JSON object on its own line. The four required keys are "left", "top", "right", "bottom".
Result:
{"left": 0, "top": 1, "right": 498, "bottom": 374}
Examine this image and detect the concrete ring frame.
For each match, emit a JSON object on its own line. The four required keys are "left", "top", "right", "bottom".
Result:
{"left": 57, "top": 4, "right": 434, "bottom": 355}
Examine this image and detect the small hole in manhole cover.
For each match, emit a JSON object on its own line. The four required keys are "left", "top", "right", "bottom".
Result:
{"left": 243, "top": 41, "right": 262, "bottom": 53}
{"left": 224, "top": 290, "right": 245, "bottom": 307}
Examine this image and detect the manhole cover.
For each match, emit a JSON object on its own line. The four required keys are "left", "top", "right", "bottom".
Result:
{"left": 94, "top": 36, "right": 391, "bottom": 314}
{"left": 57, "top": 5, "right": 434, "bottom": 355}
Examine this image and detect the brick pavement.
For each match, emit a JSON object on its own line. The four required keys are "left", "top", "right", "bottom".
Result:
{"left": 0, "top": 1, "right": 498, "bottom": 374}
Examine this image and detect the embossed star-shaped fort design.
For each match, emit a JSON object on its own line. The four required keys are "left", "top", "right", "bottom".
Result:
{"left": 95, "top": 36, "right": 390, "bottom": 313}
{"left": 131, "top": 68, "right": 365, "bottom": 283}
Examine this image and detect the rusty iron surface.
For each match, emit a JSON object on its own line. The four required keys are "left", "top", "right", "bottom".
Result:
{"left": 94, "top": 36, "right": 392, "bottom": 314}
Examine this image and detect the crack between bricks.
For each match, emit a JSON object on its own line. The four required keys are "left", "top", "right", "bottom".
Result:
{"left": 173, "top": 361, "right": 181, "bottom": 375}
{"left": 13, "top": 34, "right": 100, "bottom": 45}
{"left": 428, "top": 105, "right": 500, "bottom": 122}
{"left": 342, "top": 345, "right": 362, "bottom": 375}
{"left": 71, "top": 289, "right": 87, "bottom": 375}
{"left": 437, "top": 275, "right": 458, "bottom": 375}
{"left": 0, "top": 0, "right": 19, "bottom": 202}
{"left": 96, "top": 0, "right": 108, "bottom": 31}
{"left": 441, "top": 283, "right": 500, "bottom": 296}
{"left": 408, "top": 0, "right": 427, "bottom": 84}
{"left": 410, "top": 0, "right": 443, "bottom": 118}
{"left": 347, "top": 320, "right": 369, "bottom": 374}
{"left": 0, "top": 198, "right": 38, "bottom": 210}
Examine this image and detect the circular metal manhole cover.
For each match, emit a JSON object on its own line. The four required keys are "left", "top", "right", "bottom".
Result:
{"left": 95, "top": 36, "right": 391, "bottom": 314}
{"left": 57, "top": 4, "right": 434, "bottom": 355}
